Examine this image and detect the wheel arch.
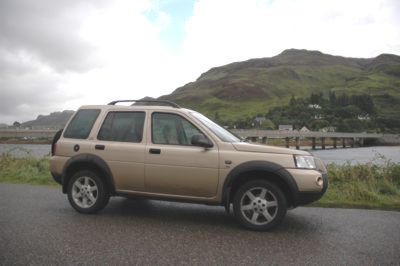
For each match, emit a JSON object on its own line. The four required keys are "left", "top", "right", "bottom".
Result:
{"left": 222, "top": 161, "right": 299, "bottom": 208}
{"left": 61, "top": 154, "right": 115, "bottom": 195}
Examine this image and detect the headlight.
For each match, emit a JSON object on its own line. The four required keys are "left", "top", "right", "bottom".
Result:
{"left": 294, "top": 155, "right": 316, "bottom": 169}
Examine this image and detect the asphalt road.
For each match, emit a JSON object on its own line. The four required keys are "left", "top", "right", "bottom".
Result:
{"left": 1, "top": 184, "right": 399, "bottom": 265}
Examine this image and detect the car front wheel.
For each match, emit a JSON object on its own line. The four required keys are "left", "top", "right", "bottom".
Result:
{"left": 67, "top": 170, "right": 110, "bottom": 214}
{"left": 233, "top": 180, "right": 287, "bottom": 231}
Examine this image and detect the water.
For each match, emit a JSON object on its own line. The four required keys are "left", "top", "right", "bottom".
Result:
{"left": 310, "top": 146, "right": 400, "bottom": 165}
{"left": 0, "top": 144, "right": 51, "bottom": 158}
{"left": 0, "top": 144, "right": 399, "bottom": 165}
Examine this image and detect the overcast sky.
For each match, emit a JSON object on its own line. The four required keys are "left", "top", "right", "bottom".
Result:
{"left": 1, "top": 0, "right": 399, "bottom": 124}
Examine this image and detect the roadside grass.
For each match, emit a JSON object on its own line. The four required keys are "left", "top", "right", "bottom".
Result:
{"left": 0, "top": 153, "right": 57, "bottom": 186}
{"left": 312, "top": 159, "right": 400, "bottom": 211}
{"left": 0, "top": 153, "right": 399, "bottom": 211}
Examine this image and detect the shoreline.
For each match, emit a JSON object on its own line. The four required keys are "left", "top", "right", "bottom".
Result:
{"left": 0, "top": 140, "right": 51, "bottom": 144}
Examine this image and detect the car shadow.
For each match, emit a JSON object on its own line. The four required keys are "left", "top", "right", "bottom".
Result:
{"left": 103, "top": 197, "right": 236, "bottom": 228}
{"left": 91, "top": 197, "right": 319, "bottom": 234}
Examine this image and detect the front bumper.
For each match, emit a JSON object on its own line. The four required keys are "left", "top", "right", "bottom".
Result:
{"left": 294, "top": 173, "right": 328, "bottom": 206}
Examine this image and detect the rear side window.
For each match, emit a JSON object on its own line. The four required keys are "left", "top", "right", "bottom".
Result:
{"left": 63, "top": 109, "right": 100, "bottom": 139}
{"left": 98, "top": 112, "right": 145, "bottom": 143}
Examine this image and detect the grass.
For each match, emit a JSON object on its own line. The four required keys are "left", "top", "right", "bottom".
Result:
{"left": 312, "top": 158, "right": 400, "bottom": 211}
{"left": 0, "top": 153, "right": 57, "bottom": 186}
{"left": 0, "top": 153, "right": 399, "bottom": 211}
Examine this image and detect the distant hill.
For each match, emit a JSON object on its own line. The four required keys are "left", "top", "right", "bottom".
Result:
{"left": 159, "top": 49, "right": 400, "bottom": 123}
{"left": 17, "top": 49, "right": 400, "bottom": 131}
{"left": 22, "top": 110, "right": 75, "bottom": 129}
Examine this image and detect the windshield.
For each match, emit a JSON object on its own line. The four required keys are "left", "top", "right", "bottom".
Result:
{"left": 190, "top": 111, "right": 241, "bottom": 142}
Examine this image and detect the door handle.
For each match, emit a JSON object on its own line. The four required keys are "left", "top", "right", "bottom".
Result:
{"left": 95, "top": 145, "right": 105, "bottom": 150}
{"left": 149, "top": 148, "right": 161, "bottom": 154}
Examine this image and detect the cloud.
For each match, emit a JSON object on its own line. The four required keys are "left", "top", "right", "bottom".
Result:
{"left": 0, "top": 0, "right": 108, "bottom": 72}
{"left": 0, "top": 0, "right": 111, "bottom": 124}
{"left": 182, "top": 0, "right": 400, "bottom": 73}
{"left": 0, "top": 0, "right": 399, "bottom": 125}
{"left": 0, "top": 47, "right": 74, "bottom": 123}
{"left": 0, "top": 0, "right": 171, "bottom": 124}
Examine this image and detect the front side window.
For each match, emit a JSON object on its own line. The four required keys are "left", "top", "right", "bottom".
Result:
{"left": 98, "top": 112, "right": 145, "bottom": 143}
{"left": 152, "top": 113, "right": 202, "bottom": 145}
{"left": 64, "top": 109, "right": 100, "bottom": 139}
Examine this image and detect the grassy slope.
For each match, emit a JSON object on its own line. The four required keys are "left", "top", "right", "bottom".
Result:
{"left": 161, "top": 50, "right": 400, "bottom": 123}
{"left": 1, "top": 154, "right": 399, "bottom": 210}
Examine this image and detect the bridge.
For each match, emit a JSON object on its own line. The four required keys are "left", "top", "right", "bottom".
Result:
{"left": 231, "top": 129, "right": 400, "bottom": 149}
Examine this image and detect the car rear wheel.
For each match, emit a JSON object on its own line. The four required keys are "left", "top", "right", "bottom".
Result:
{"left": 67, "top": 170, "right": 110, "bottom": 214}
{"left": 233, "top": 180, "right": 287, "bottom": 231}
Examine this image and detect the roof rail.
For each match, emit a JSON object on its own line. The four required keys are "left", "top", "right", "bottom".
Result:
{"left": 107, "top": 99, "right": 180, "bottom": 108}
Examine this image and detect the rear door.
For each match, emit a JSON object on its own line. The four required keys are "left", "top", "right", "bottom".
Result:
{"left": 145, "top": 112, "right": 219, "bottom": 198}
{"left": 93, "top": 111, "right": 146, "bottom": 192}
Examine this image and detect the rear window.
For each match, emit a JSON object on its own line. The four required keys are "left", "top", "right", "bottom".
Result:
{"left": 63, "top": 109, "right": 100, "bottom": 139}
{"left": 98, "top": 112, "right": 145, "bottom": 142}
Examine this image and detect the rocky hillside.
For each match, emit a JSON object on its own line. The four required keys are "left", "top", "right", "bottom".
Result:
{"left": 159, "top": 49, "right": 400, "bottom": 122}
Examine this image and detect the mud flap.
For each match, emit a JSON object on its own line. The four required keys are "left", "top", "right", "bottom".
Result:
{"left": 224, "top": 188, "right": 231, "bottom": 214}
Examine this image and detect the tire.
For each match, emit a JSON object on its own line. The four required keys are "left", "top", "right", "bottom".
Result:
{"left": 67, "top": 170, "right": 110, "bottom": 214}
{"left": 233, "top": 180, "right": 287, "bottom": 231}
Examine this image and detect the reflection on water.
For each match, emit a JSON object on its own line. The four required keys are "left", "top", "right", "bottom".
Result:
{"left": 0, "top": 144, "right": 399, "bottom": 165}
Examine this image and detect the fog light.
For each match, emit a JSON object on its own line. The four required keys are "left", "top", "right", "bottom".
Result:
{"left": 316, "top": 177, "right": 323, "bottom": 187}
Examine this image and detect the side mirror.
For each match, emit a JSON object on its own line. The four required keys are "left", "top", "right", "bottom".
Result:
{"left": 191, "top": 134, "right": 213, "bottom": 148}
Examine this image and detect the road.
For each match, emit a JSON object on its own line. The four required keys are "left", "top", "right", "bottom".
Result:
{"left": 1, "top": 184, "right": 399, "bottom": 265}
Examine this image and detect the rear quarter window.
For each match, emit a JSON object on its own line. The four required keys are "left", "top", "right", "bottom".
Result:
{"left": 63, "top": 109, "right": 100, "bottom": 139}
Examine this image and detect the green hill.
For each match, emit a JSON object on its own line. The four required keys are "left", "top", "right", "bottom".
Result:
{"left": 159, "top": 49, "right": 400, "bottom": 131}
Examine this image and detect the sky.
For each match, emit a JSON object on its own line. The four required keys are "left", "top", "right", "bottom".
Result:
{"left": 0, "top": 0, "right": 399, "bottom": 124}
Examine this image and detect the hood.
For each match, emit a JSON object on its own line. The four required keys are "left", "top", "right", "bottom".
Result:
{"left": 232, "top": 142, "right": 310, "bottom": 155}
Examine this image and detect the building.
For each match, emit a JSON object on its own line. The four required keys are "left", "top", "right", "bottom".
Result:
{"left": 279, "top": 125, "right": 293, "bottom": 131}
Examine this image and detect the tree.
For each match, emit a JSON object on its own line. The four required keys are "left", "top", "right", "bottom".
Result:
{"left": 351, "top": 94, "right": 375, "bottom": 115}
{"left": 329, "top": 91, "right": 337, "bottom": 105}
{"left": 13, "top": 121, "right": 21, "bottom": 128}
{"left": 289, "top": 95, "right": 297, "bottom": 106}
{"left": 214, "top": 112, "right": 220, "bottom": 123}
{"left": 310, "top": 92, "right": 323, "bottom": 105}
{"left": 337, "top": 93, "right": 349, "bottom": 106}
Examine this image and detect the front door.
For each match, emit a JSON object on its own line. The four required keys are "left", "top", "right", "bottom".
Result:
{"left": 145, "top": 112, "right": 219, "bottom": 198}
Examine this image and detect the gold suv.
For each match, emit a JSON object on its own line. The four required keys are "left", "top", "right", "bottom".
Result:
{"left": 50, "top": 100, "right": 328, "bottom": 230}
